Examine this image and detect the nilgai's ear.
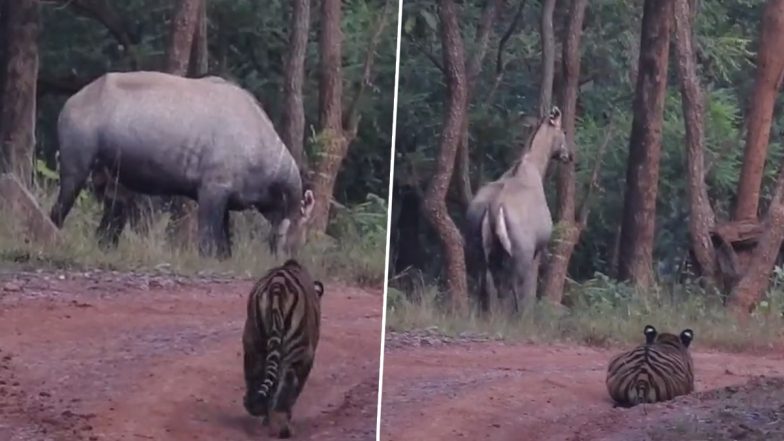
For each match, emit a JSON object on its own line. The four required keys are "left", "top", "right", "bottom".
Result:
{"left": 644, "top": 325, "right": 657, "bottom": 344}
{"left": 548, "top": 106, "right": 562, "bottom": 126}
{"left": 314, "top": 281, "right": 324, "bottom": 298}
{"left": 301, "top": 190, "right": 315, "bottom": 219}
{"left": 680, "top": 329, "right": 694, "bottom": 348}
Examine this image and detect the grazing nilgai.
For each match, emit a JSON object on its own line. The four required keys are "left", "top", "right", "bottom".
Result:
{"left": 49, "top": 71, "right": 313, "bottom": 259}
{"left": 465, "top": 107, "right": 573, "bottom": 312}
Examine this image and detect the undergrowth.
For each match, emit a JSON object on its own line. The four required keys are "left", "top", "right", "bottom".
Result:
{"left": 0, "top": 183, "right": 388, "bottom": 288}
{"left": 386, "top": 270, "right": 784, "bottom": 353}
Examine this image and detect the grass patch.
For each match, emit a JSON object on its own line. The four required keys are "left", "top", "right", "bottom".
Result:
{"left": 386, "top": 271, "right": 784, "bottom": 352}
{"left": 0, "top": 185, "right": 387, "bottom": 288}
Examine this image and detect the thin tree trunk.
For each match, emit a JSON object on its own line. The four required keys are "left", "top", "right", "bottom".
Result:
{"left": 165, "top": 0, "right": 203, "bottom": 247}
{"left": 672, "top": 0, "right": 718, "bottom": 283}
{"left": 0, "top": 0, "right": 38, "bottom": 188}
{"left": 538, "top": 0, "right": 557, "bottom": 116}
{"left": 733, "top": 0, "right": 784, "bottom": 222}
{"left": 451, "top": 0, "right": 501, "bottom": 209}
{"left": 280, "top": 0, "right": 310, "bottom": 170}
{"left": 424, "top": 0, "right": 469, "bottom": 314}
{"left": 188, "top": 0, "right": 208, "bottom": 76}
{"left": 618, "top": 0, "right": 674, "bottom": 287}
{"left": 311, "top": 0, "right": 347, "bottom": 233}
{"left": 311, "top": 0, "right": 391, "bottom": 233}
{"left": 542, "top": 0, "right": 588, "bottom": 304}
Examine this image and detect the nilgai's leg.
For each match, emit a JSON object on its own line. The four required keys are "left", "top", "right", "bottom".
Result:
{"left": 521, "top": 253, "right": 540, "bottom": 310}
{"left": 96, "top": 197, "right": 128, "bottom": 248}
{"left": 512, "top": 247, "right": 535, "bottom": 314}
{"left": 197, "top": 188, "right": 230, "bottom": 259}
{"left": 480, "top": 211, "right": 499, "bottom": 312}
{"left": 221, "top": 209, "right": 233, "bottom": 257}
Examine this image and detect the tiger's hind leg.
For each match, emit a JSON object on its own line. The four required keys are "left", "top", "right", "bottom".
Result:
{"left": 242, "top": 347, "right": 267, "bottom": 417}
{"left": 268, "top": 369, "right": 304, "bottom": 439}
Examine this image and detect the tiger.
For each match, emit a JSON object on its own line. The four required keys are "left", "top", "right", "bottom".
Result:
{"left": 605, "top": 325, "right": 695, "bottom": 407}
{"left": 242, "top": 258, "right": 325, "bottom": 438}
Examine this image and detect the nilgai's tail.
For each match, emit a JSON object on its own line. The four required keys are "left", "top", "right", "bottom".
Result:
{"left": 494, "top": 205, "right": 513, "bottom": 256}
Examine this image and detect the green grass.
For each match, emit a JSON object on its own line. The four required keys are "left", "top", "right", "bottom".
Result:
{"left": 0, "top": 184, "right": 387, "bottom": 288}
{"left": 386, "top": 271, "right": 784, "bottom": 353}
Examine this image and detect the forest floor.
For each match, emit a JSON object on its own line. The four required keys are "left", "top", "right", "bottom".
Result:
{"left": 0, "top": 269, "right": 382, "bottom": 441}
{"left": 381, "top": 330, "right": 784, "bottom": 441}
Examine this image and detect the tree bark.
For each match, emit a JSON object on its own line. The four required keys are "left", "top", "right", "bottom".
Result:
{"left": 672, "top": 0, "right": 718, "bottom": 283}
{"left": 538, "top": 0, "right": 557, "bottom": 116}
{"left": 451, "top": 0, "right": 501, "bottom": 209}
{"left": 311, "top": 0, "right": 347, "bottom": 233}
{"left": 617, "top": 0, "right": 674, "bottom": 287}
{"left": 730, "top": 159, "right": 784, "bottom": 313}
{"left": 165, "top": 0, "right": 203, "bottom": 247}
{"left": 187, "top": 0, "right": 208, "bottom": 76}
{"left": 423, "top": 0, "right": 469, "bottom": 314}
{"left": 541, "top": 0, "right": 588, "bottom": 304}
{"left": 311, "top": 0, "right": 391, "bottom": 233}
{"left": 0, "top": 0, "right": 38, "bottom": 188}
{"left": 280, "top": 0, "right": 310, "bottom": 170}
{"left": 733, "top": 0, "right": 784, "bottom": 222}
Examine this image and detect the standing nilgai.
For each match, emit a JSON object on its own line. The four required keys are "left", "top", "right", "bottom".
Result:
{"left": 465, "top": 107, "right": 573, "bottom": 313}
{"left": 49, "top": 71, "right": 313, "bottom": 259}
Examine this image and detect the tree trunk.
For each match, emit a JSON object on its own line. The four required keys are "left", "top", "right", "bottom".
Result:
{"left": 187, "top": 0, "right": 208, "bottom": 76}
{"left": 450, "top": 0, "right": 501, "bottom": 209}
{"left": 423, "top": 0, "right": 469, "bottom": 314}
{"left": 538, "top": 0, "right": 557, "bottom": 116}
{"left": 165, "top": 0, "right": 203, "bottom": 248}
{"left": 311, "top": 0, "right": 347, "bottom": 233}
{"left": 280, "top": 0, "right": 310, "bottom": 171}
{"left": 617, "top": 0, "right": 674, "bottom": 287}
{"left": 541, "top": 0, "right": 588, "bottom": 304}
{"left": 730, "top": 159, "right": 784, "bottom": 313}
{"left": 0, "top": 0, "right": 38, "bottom": 188}
{"left": 733, "top": 0, "right": 784, "bottom": 222}
{"left": 672, "top": 0, "right": 718, "bottom": 283}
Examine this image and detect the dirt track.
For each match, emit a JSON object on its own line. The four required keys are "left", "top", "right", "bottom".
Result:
{"left": 0, "top": 270, "right": 382, "bottom": 441}
{"left": 381, "top": 331, "right": 784, "bottom": 441}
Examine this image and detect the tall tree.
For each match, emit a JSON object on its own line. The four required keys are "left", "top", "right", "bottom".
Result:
{"left": 672, "top": 0, "right": 718, "bottom": 284}
{"left": 541, "top": 0, "right": 589, "bottom": 304}
{"left": 538, "top": 0, "right": 557, "bottom": 116}
{"left": 0, "top": 0, "right": 39, "bottom": 188}
{"left": 617, "top": 0, "right": 674, "bottom": 287}
{"left": 280, "top": 0, "right": 310, "bottom": 170}
{"left": 733, "top": 0, "right": 784, "bottom": 222}
{"left": 312, "top": 0, "right": 391, "bottom": 233}
{"left": 165, "top": 0, "right": 203, "bottom": 246}
{"left": 423, "top": 0, "right": 469, "bottom": 314}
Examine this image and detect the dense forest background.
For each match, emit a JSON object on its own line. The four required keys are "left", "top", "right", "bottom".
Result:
{"left": 389, "top": 0, "right": 784, "bottom": 319}
{"left": 0, "top": 0, "right": 397, "bottom": 285}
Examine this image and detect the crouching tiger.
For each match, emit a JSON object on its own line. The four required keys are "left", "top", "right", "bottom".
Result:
{"left": 242, "top": 259, "right": 325, "bottom": 438}
{"left": 605, "top": 325, "right": 695, "bottom": 407}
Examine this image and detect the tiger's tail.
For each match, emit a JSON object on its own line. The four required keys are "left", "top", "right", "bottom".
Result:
{"left": 256, "top": 281, "right": 285, "bottom": 405}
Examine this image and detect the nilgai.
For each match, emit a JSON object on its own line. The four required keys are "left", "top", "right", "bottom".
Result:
{"left": 465, "top": 107, "right": 573, "bottom": 312}
{"left": 50, "top": 71, "right": 313, "bottom": 259}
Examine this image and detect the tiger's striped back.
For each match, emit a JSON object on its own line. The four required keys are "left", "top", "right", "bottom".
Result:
{"left": 606, "top": 325, "right": 694, "bottom": 407}
{"left": 242, "top": 258, "right": 324, "bottom": 438}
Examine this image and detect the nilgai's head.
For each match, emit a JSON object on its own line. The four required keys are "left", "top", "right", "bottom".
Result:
{"left": 544, "top": 107, "right": 572, "bottom": 163}
{"left": 272, "top": 189, "right": 315, "bottom": 257}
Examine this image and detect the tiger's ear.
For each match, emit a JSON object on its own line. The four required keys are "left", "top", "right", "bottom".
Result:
{"left": 643, "top": 325, "right": 657, "bottom": 344}
{"left": 680, "top": 329, "right": 694, "bottom": 348}
{"left": 314, "top": 281, "right": 324, "bottom": 298}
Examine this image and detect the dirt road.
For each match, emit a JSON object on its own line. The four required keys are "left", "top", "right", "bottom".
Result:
{"left": 381, "top": 331, "right": 784, "bottom": 441}
{"left": 0, "top": 270, "right": 382, "bottom": 441}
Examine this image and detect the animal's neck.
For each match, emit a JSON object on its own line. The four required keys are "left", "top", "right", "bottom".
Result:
{"left": 516, "top": 145, "right": 550, "bottom": 180}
